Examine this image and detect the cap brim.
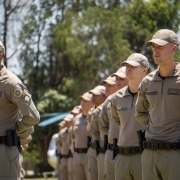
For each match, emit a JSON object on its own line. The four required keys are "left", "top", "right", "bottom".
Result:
{"left": 145, "top": 39, "right": 168, "bottom": 47}
{"left": 71, "top": 109, "right": 81, "bottom": 114}
{"left": 111, "top": 72, "right": 126, "bottom": 78}
{"left": 80, "top": 96, "right": 91, "bottom": 101}
{"left": 89, "top": 90, "right": 101, "bottom": 95}
{"left": 121, "top": 60, "right": 140, "bottom": 67}
{"left": 102, "top": 79, "right": 116, "bottom": 85}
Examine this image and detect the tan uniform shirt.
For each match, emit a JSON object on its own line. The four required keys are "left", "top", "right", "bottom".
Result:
{"left": 86, "top": 106, "right": 96, "bottom": 144}
{"left": 99, "top": 95, "right": 119, "bottom": 144}
{"left": 90, "top": 104, "right": 104, "bottom": 147}
{"left": 135, "top": 64, "right": 180, "bottom": 142}
{"left": 72, "top": 113, "right": 90, "bottom": 148}
{"left": 86, "top": 106, "right": 96, "bottom": 132}
{"left": 111, "top": 86, "right": 146, "bottom": 147}
{"left": 68, "top": 126, "right": 74, "bottom": 153}
{"left": 0, "top": 66, "right": 40, "bottom": 136}
{"left": 59, "top": 127, "right": 69, "bottom": 155}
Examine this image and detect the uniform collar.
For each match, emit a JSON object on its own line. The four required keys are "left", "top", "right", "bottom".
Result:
{"left": 120, "top": 86, "right": 132, "bottom": 97}
{"left": 153, "top": 62, "right": 180, "bottom": 80}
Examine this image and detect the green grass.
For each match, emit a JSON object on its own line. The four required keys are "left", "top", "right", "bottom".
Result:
{"left": 24, "top": 178, "right": 58, "bottom": 180}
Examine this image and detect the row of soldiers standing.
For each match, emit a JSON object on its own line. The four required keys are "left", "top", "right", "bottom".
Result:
{"left": 55, "top": 52, "right": 148, "bottom": 180}
{"left": 55, "top": 29, "right": 180, "bottom": 180}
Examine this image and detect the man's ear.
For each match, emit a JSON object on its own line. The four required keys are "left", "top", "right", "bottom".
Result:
{"left": 172, "top": 45, "right": 178, "bottom": 52}
{"left": 143, "top": 68, "right": 148, "bottom": 74}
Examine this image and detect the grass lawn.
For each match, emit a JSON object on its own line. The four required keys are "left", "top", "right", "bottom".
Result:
{"left": 24, "top": 178, "right": 58, "bottom": 180}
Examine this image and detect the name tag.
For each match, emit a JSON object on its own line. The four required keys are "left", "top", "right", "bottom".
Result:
{"left": 167, "top": 88, "right": 180, "bottom": 95}
{"left": 146, "top": 91, "right": 158, "bottom": 95}
{"left": 117, "top": 107, "right": 127, "bottom": 111}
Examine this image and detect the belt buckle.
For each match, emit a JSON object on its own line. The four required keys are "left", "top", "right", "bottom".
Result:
{"left": 123, "top": 147, "right": 129, "bottom": 155}
{"left": 151, "top": 142, "right": 158, "bottom": 150}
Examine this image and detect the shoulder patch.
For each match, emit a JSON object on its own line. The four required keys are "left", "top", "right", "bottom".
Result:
{"left": 22, "top": 90, "right": 31, "bottom": 102}
{"left": 13, "top": 85, "right": 31, "bottom": 102}
{"left": 14, "top": 88, "right": 23, "bottom": 98}
{"left": 137, "top": 91, "right": 141, "bottom": 98}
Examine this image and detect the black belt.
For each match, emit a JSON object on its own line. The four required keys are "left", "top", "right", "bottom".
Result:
{"left": 116, "top": 146, "right": 141, "bottom": 155}
{"left": 99, "top": 147, "right": 105, "bottom": 154}
{"left": 74, "top": 148, "right": 88, "bottom": 153}
{"left": 61, "top": 154, "right": 69, "bottom": 158}
{"left": 0, "top": 136, "right": 7, "bottom": 144}
{"left": 143, "top": 141, "right": 180, "bottom": 150}
{"left": 107, "top": 144, "right": 114, "bottom": 150}
{"left": 90, "top": 142, "right": 97, "bottom": 149}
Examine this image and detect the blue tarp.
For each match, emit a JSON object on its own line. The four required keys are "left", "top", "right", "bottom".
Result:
{"left": 38, "top": 112, "right": 70, "bottom": 126}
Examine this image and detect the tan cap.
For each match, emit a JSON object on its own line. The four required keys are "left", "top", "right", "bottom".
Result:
{"left": 102, "top": 76, "right": 116, "bottom": 85}
{"left": 64, "top": 114, "right": 74, "bottom": 122}
{"left": 89, "top": 85, "right": 105, "bottom": 95}
{"left": 80, "top": 92, "right": 92, "bottom": 101}
{"left": 111, "top": 67, "right": 126, "bottom": 78}
{"left": 71, "top": 105, "right": 81, "bottom": 114}
{"left": 0, "top": 41, "right": 5, "bottom": 55}
{"left": 146, "top": 29, "right": 179, "bottom": 47}
{"left": 58, "top": 120, "right": 66, "bottom": 127}
{"left": 121, "top": 53, "right": 149, "bottom": 68}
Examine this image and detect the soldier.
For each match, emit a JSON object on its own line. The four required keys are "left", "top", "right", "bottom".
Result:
{"left": 135, "top": 29, "right": 180, "bottom": 180}
{"left": 56, "top": 121, "right": 66, "bottom": 180}
{"left": 0, "top": 41, "right": 40, "bottom": 180}
{"left": 71, "top": 105, "right": 82, "bottom": 116}
{"left": 99, "top": 67, "right": 128, "bottom": 180}
{"left": 64, "top": 114, "right": 75, "bottom": 180}
{"left": 68, "top": 105, "right": 82, "bottom": 180}
{"left": 90, "top": 81, "right": 119, "bottom": 180}
{"left": 87, "top": 85, "right": 106, "bottom": 180}
{"left": 58, "top": 118, "right": 70, "bottom": 180}
{"left": 72, "top": 92, "right": 94, "bottom": 180}
{"left": 111, "top": 53, "right": 149, "bottom": 180}
{"left": 86, "top": 99, "right": 97, "bottom": 180}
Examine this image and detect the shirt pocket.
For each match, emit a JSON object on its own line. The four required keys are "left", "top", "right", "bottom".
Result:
{"left": 116, "top": 107, "right": 127, "bottom": 119}
{"left": 145, "top": 91, "right": 158, "bottom": 108}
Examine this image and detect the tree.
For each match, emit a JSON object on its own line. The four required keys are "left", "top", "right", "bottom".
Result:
{"left": 120, "top": 0, "right": 180, "bottom": 67}
{"left": 51, "top": 7, "right": 132, "bottom": 99}
{"left": 0, "top": 0, "right": 29, "bottom": 67}
{"left": 23, "top": 89, "right": 76, "bottom": 174}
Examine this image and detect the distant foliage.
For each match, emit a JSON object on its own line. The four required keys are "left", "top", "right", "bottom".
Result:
{"left": 37, "top": 89, "right": 77, "bottom": 114}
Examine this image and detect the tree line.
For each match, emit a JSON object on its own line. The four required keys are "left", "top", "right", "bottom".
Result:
{"left": 1, "top": 0, "right": 180, "bottom": 174}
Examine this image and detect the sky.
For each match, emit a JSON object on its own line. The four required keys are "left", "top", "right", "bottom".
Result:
{"left": 0, "top": 0, "right": 31, "bottom": 75}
